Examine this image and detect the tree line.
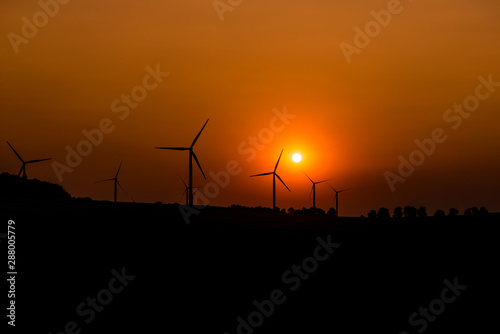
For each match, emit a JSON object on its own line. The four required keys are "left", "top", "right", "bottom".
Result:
{"left": 365, "top": 206, "right": 489, "bottom": 220}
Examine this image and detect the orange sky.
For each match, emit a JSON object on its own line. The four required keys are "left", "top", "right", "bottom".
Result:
{"left": 1, "top": 0, "right": 500, "bottom": 216}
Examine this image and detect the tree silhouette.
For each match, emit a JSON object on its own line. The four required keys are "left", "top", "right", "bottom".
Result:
{"left": 448, "top": 208, "right": 459, "bottom": 217}
{"left": 315, "top": 208, "right": 326, "bottom": 216}
{"left": 403, "top": 206, "right": 417, "bottom": 219}
{"left": 393, "top": 206, "right": 403, "bottom": 219}
{"left": 368, "top": 210, "right": 377, "bottom": 220}
{"left": 434, "top": 209, "right": 445, "bottom": 217}
{"left": 465, "top": 207, "right": 479, "bottom": 215}
{"left": 479, "top": 207, "right": 489, "bottom": 216}
{"left": 327, "top": 208, "right": 337, "bottom": 217}
{"left": 378, "top": 207, "right": 390, "bottom": 220}
{"left": 416, "top": 206, "right": 427, "bottom": 218}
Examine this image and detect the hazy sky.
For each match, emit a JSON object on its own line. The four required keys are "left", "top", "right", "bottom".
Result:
{"left": 1, "top": 0, "right": 500, "bottom": 216}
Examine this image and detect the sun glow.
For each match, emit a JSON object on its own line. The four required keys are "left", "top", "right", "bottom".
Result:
{"left": 292, "top": 153, "right": 302, "bottom": 163}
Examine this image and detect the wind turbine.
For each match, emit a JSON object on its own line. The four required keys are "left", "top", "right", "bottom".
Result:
{"left": 6, "top": 141, "right": 51, "bottom": 179}
{"left": 96, "top": 160, "right": 133, "bottom": 203}
{"left": 303, "top": 173, "right": 330, "bottom": 208}
{"left": 250, "top": 149, "right": 291, "bottom": 209}
{"left": 329, "top": 184, "right": 351, "bottom": 217}
{"left": 179, "top": 176, "right": 201, "bottom": 206}
{"left": 156, "top": 119, "right": 209, "bottom": 206}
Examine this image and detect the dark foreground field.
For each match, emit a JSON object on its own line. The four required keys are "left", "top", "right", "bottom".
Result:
{"left": 2, "top": 199, "right": 499, "bottom": 333}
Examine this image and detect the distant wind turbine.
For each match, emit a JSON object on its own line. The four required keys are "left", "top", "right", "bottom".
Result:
{"left": 179, "top": 176, "right": 200, "bottom": 206}
{"left": 303, "top": 173, "right": 330, "bottom": 208}
{"left": 329, "top": 184, "right": 351, "bottom": 217}
{"left": 96, "top": 160, "right": 134, "bottom": 203}
{"left": 250, "top": 149, "right": 291, "bottom": 209}
{"left": 156, "top": 119, "right": 209, "bottom": 206}
{"left": 6, "top": 141, "right": 51, "bottom": 179}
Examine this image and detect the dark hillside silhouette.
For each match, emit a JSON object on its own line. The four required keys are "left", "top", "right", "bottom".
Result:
{"left": 0, "top": 172, "right": 71, "bottom": 201}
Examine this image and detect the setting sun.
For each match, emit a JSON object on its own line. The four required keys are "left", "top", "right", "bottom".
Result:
{"left": 292, "top": 153, "right": 302, "bottom": 163}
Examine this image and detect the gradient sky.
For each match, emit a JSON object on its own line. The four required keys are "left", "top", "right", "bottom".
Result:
{"left": 1, "top": 0, "right": 500, "bottom": 216}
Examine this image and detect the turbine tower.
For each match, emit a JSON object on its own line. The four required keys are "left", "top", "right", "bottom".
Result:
{"left": 303, "top": 173, "right": 329, "bottom": 208}
{"left": 156, "top": 119, "right": 209, "bottom": 206}
{"left": 7, "top": 141, "right": 51, "bottom": 179}
{"left": 250, "top": 149, "right": 291, "bottom": 209}
{"left": 96, "top": 160, "right": 133, "bottom": 203}
{"left": 329, "top": 184, "right": 351, "bottom": 217}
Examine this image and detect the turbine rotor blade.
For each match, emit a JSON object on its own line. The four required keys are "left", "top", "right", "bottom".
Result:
{"left": 302, "top": 172, "right": 314, "bottom": 184}
{"left": 115, "top": 160, "right": 123, "bottom": 178}
{"left": 155, "top": 147, "right": 189, "bottom": 151}
{"left": 7, "top": 142, "right": 24, "bottom": 163}
{"left": 338, "top": 188, "right": 352, "bottom": 193}
{"left": 328, "top": 184, "right": 338, "bottom": 192}
{"left": 116, "top": 181, "right": 134, "bottom": 202}
{"left": 250, "top": 172, "right": 273, "bottom": 177}
{"left": 308, "top": 186, "right": 314, "bottom": 202}
{"left": 316, "top": 179, "right": 330, "bottom": 184}
{"left": 192, "top": 151, "right": 206, "bottom": 179}
{"left": 274, "top": 149, "right": 284, "bottom": 172}
{"left": 191, "top": 119, "right": 209, "bottom": 147}
{"left": 95, "top": 178, "right": 114, "bottom": 184}
{"left": 116, "top": 180, "right": 123, "bottom": 191}
{"left": 178, "top": 175, "right": 188, "bottom": 187}
{"left": 276, "top": 173, "right": 291, "bottom": 192}
{"left": 25, "top": 158, "right": 52, "bottom": 164}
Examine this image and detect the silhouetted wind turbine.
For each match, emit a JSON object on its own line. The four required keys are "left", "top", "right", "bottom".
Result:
{"left": 6, "top": 141, "right": 51, "bottom": 179}
{"left": 303, "top": 173, "right": 330, "bottom": 208}
{"left": 96, "top": 160, "right": 133, "bottom": 203}
{"left": 250, "top": 149, "right": 291, "bottom": 209}
{"left": 329, "top": 184, "right": 351, "bottom": 217}
{"left": 156, "top": 119, "right": 209, "bottom": 206}
{"left": 179, "top": 176, "right": 200, "bottom": 206}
